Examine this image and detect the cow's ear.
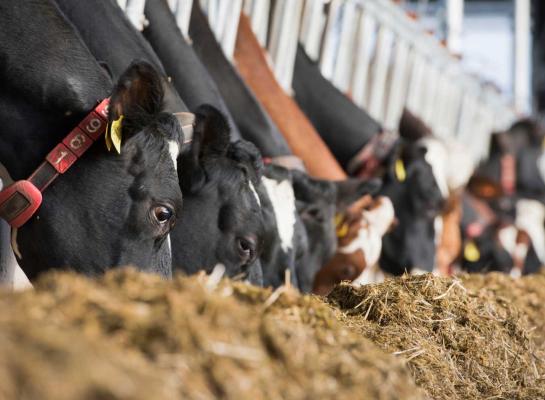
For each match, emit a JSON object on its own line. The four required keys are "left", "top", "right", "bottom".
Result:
{"left": 178, "top": 105, "right": 230, "bottom": 193}
{"left": 193, "top": 105, "right": 230, "bottom": 158}
{"left": 109, "top": 61, "right": 164, "bottom": 122}
{"left": 227, "top": 140, "right": 264, "bottom": 182}
{"left": 335, "top": 178, "right": 382, "bottom": 211}
{"left": 291, "top": 170, "right": 336, "bottom": 204}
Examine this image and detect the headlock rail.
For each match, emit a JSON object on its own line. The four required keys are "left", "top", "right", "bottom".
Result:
{"left": 121, "top": 0, "right": 518, "bottom": 164}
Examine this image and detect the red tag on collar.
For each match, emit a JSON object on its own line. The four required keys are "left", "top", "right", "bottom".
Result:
{"left": 79, "top": 110, "right": 108, "bottom": 141}
{"left": 63, "top": 128, "right": 93, "bottom": 157}
{"left": 0, "top": 98, "right": 109, "bottom": 227}
{"left": 0, "top": 180, "right": 42, "bottom": 228}
{"left": 46, "top": 143, "right": 78, "bottom": 174}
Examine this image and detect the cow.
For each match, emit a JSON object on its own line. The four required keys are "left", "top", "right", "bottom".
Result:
{"left": 289, "top": 170, "right": 381, "bottom": 292}
{"left": 0, "top": 0, "right": 184, "bottom": 279}
{"left": 55, "top": 0, "right": 272, "bottom": 283}
{"left": 312, "top": 195, "right": 395, "bottom": 295}
{"left": 172, "top": 105, "right": 265, "bottom": 284}
{"left": 377, "top": 139, "right": 445, "bottom": 275}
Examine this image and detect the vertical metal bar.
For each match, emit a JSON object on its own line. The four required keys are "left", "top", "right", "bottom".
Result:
{"left": 267, "top": 0, "right": 304, "bottom": 93}
{"left": 249, "top": 0, "right": 271, "bottom": 47}
{"left": 174, "top": 0, "right": 193, "bottom": 40}
{"left": 367, "top": 24, "right": 394, "bottom": 122}
{"left": 319, "top": 0, "right": 343, "bottom": 81}
{"left": 350, "top": 11, "right": 376, "bottom": 108}
{"left": 125, "top": 0, "right": 147, "bottom": 31}
{"left": 514, "top": 0, "right": 531, "bottom": 113}
{"left": 446, "top": 0, "right": 464, "bottom": 55}
{"left": 219, "top": 0, "right": 242, "bottom": 60}
{"left": 332, "top": 1, "right": 360, "bottom": 93}
{"left": 299, "top": 0, "right": 326, "bottom": 61}
{"left": 384, "top": 39, "right": 410, "bottom": 130}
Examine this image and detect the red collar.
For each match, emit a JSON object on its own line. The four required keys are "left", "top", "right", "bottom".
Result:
{"left": 0, "top": 99, "right": 109, "bottom": 228}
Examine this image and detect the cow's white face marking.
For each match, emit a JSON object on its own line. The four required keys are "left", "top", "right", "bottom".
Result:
{"left": 262, "top": 177, "right": 296, "bottom": 252}
{"left": 342, "top": 197, "right": 394, "bottom": 283}
{"left": 168, "top": 141, "right": 179, "bottom": 171}
{"left": 516, "top": 198, "right": 545, "bottom": 263}
{"left": 538, "top": 152, "right": 545, "bottom": 183}
{"left": 419, "top": 138, "right": 449, "bottom": 198}
{"left": 167, "top": 234, "right": 172, "bottom": 255}
{"left": 248, "top": 181, "right": 261, "bottom": 207}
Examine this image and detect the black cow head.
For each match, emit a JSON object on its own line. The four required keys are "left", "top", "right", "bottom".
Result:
{"left": 380, "top": 141, "right": 445, "bottom": 275}
{"left": 18, "top": 61, "right": 184, "bottom": 279}
{"left": 172, "top": 105, "right": 265, "bottom": 284}
{"left": 290, "top": 170, "right": 381, "bottom": 292}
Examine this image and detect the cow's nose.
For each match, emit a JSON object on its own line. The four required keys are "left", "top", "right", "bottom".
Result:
{"left": 237, "top": 236, "right": 257, "bottom": 265}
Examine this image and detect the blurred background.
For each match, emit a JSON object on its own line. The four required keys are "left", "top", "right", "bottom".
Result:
{"left": 400, "top": 0, "right": 540, "bottom": 118}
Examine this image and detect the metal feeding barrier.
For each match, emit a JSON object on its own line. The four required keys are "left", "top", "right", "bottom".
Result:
{"left": 243, "top": 0, "right": 517, "bottom": 164}
{"left": 121, "top": 0, "right": 519, "bottom": 164}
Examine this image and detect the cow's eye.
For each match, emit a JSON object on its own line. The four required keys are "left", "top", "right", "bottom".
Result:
{"left": 153, "top": 206, "right": 174, "bottom": 224}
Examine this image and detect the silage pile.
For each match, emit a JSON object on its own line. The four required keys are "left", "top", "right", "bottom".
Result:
{"left": 328, "top": 273, "right": 545, "bottom": 400}
{"left": 462, "top": 270, "right": 545, "bottom": 347}
{"left": 0, "top": 269, "right": 423, "bottom": 400}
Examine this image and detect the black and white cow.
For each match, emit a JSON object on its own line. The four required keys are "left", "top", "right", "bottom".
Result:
{"left": 0, "top": 0, "right": 184, "bottom": 279}
{"left": 172, "top": 105, "right": 265, "bottom": 284}
{"left": 56, "top": 0, "right": 271, "bottom": 283}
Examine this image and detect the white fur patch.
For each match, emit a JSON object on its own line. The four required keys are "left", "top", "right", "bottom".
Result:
{"left": 444, "top": 138, "right": 475, "bottom": 191}
{"left": 419, "top": 138, "right": 449, "bottom": 198}
{"left": 341, "top": 197, "right": 394, "bottom": 279}
{"left": 352, "top": 262, "right": 386, "bottom": 285}
{"left": 516, "top": 199, "right": 545, "bottom": 264}
{"left": 168, "top": 140, "right": 179, "bottom": 171}
{"left": 12, "top": 265, "right": 32, "bottom": 290}
{"left": 538, "top": 152, "right": 545, "bottom": 183}
{"left": 262, "top": 177, "right": 296, "bottom": 252}
{"left": 498, "top": 225, "right": 518, "bottom": 255}
{"left": 249, "top": 181, "right": 261, "bottom": 207}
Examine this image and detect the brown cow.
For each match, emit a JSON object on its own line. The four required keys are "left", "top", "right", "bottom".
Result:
{"left": 313, "top": 195, "right": 395, "bottom": 295}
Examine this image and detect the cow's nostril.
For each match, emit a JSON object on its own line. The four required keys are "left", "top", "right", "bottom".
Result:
{"left": 237, "top": 237, "right": 256, "bottom": 264}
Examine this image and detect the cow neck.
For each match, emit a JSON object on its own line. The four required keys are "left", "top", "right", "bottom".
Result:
{"left": 0, "top": 99, "right": 110, "bottom": 228}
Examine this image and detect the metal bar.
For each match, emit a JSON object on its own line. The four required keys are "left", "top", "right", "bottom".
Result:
{"left": 350, "top": 10, "right": 376, "bottom": 108}
{"left": 514, "top": 0, "right": 531, "bottom": 113}
{"left": 446, "top": 0, "right": 464, "bottom": 55}
{"left": 331, "top": 1, "right": 360, "bottom": 93}
{"left": 219, "top": 0, "right": 242, "bottom": 60}
{"left": 299, "top": 0, "right": 326, "bottom": 61}
{"left": 267, "top": 0, "right": 304, "bottom": 93}
{"left": 245, "top": 0, "right": 271, "bottom": 47}
{"left": 174, "top": 0, "right": 193, "bottom": 40}
{"left": 384, "top": 38, "right": 410, "bottom": 130}
{"left": 125, "top": 0, "right": 147, "bottom": 31}
{"left": 367, "top": 24, "right": 394, "bottom": 122}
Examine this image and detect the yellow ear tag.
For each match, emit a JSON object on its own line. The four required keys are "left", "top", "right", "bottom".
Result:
{"left": 336, "top": 222, "right": 349, "bottom": 238}
{"left": 395, "top": 158, "right": 406, "bottom": 182}
{"left": 106, "top": 115, "right": 124, "bottom": 154}
{"left": 334, "top": 213, "right": 344, "bottom": 227}
{"left": 464, "top": 241, "right": 480, "bottom": 262}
